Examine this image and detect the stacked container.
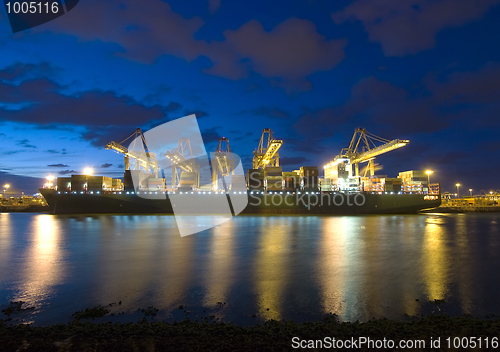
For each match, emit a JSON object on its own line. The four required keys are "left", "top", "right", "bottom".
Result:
{"left": 300, "top": 166, "right": 318, "bottom": 192}
{"left": 178, "top": 172, "right": 197, "bottom": 191}
{"left": 247, "top": 169, "right": 265, "bottom": 191}
{"left": 265, "top": 167, "right": 283, "bottom": 191}
{"left": 282, "top": 171, "right": 299, "bottom": 192}
{"left": 57, "top": 177, "right": 71, "bottom": 192}
{"left": 398, "top": 170, "right": 428, "bottom": 193}
{"left": 112, "top": 179, "right": 123, "bottom": 191}
{"left": 147, "top": 178, "right": 166, "bottom": 191}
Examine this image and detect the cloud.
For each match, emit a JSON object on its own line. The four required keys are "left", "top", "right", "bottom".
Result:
{"left": 294, "top": 76, "right": 446, "bottom": 138}
{"left": 0, "top": 77, "right": 166, "bottom": 127}
{"left": 0, "top": 61, "right": 62, "bottom": 83}
{"left": 48, "top": 163, "right": 69, "bottom": 167}
{"left": 333, "top": 0, "right": 500, "bottom": 56}
{"left": 208, "top": 0, "right": 221, "bottom": 14}
{"left": 0, "top": 63, "right": 175, "bottom": 145}
{"left": 185, "top": 110, "right": 210, "bottom": 118}
{"left": 201, "top": 127, "right": 222, "bottom": 144}
{"left": 206, "top": 18, "right": 347, "bottom": 90}
{"left": 46, "top": 149, "right": 68, "bottom": 154}
{"left": 101, "top": 163, "right": 113, "bottom": 168}
{"left": 17, "top": 139, "right": 36, "bottom": 148}
{"left": 59, "top": 170, "right": 78, "bottom": 175}
{"left": 41, "top": 1, "right": 346, "bottom": 91}
{"left": 240, "top": 106, "right": 290, "bottom": 119}
{"left": 165, "top": 101, "right": 182, "bottom": 112}
{"left": 429, "top": 62, "right": 500, "bottom": 105}
{"left": 1, "top": 150, "right": 27, "bottom": 156}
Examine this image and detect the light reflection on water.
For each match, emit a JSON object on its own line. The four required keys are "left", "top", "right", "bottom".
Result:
{"left": 0, "top": 212, "right": 500, "bottom": 325}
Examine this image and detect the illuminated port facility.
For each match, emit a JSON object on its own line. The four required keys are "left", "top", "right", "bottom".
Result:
{"left": 39, "top": 127, "right": 441, "bottom": 214}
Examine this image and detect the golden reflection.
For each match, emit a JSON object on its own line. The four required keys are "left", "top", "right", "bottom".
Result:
{"left": 254, "top": 218, "right": 289, "bottom": 320}
{"left": 94, "top": 216, "right": 159, "bottom": 308}
{"left": 20, "top": 215, "right": 64, "bottom": 304}
{"left": 317, "top": 217, "right": 350, "bottom": 317}
{"left": 397, "top": 216, "right": 424, "bottom": 317}
{"left": 203, "top": 220, "right": 235, "bottom": 308}
{"left": 158, "top": 217, "right": 195, "bottom": 309}
{"left": 423, "top": 221, "right": 449, "bottom": 301}
{"left": 0, "top": 213, "right": 12, "bottom": 279}
{"left": 454, "top": 215, "right": 472, "bottom": 314}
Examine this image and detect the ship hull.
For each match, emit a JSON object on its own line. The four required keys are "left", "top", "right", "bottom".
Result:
{"left": 39, "top": 189, "right": 441, "bottom": 215}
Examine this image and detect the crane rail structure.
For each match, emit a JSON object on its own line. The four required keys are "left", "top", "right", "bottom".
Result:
{"left": 105, "top": 128, "right": 159, "bottom": 177}
{"left": 335, "top": 128, "right": 409, "bottom": 177}
{"left": 212, "top": 137, "right": 235, "bottom": 191}
{"left": 165, "top": 138, "right": 200, "bottom": 190}
{"left": 252, "top": 128, "right": 282, "bottom": 169}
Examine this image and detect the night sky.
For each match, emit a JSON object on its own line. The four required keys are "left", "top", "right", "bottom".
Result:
{"left": 1, "top": 0, "right": 500, "bottom": 195}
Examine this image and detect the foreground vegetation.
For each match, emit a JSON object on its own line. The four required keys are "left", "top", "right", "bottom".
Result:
{"left": 1, "top": 314, "right": 500, "bottom": 351}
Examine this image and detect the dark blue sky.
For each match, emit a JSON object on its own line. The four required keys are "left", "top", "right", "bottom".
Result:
{"left": 1, "top": 0, "right": 500, "bottom": 195}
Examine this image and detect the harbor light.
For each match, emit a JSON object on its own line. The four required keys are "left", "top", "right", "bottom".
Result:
{"left": 425, "top": 170, "right": 433, "bottom": 185}
{"left": 3, "top": 184, "right": 10, "bottom": 196}
{"left": 469, "top": 188, "right": 473, "bottom": 196}
{"left": 456, "top": 183, "right": 461, "bottom": 198}
{"left": 46, "top": 175, "right": 55, "bottom": 189}
{"left": 83, "top": 167, "right": 94, "bottom": 176}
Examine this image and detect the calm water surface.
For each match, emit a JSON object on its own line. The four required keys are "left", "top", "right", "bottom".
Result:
{"left": 0, "top": 212, "right": 499, "bottom": 325}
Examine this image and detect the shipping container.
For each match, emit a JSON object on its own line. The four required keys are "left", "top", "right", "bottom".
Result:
{"left": 57, "top": 177, "right": 71, "bottom": 191}
{"left": 265, "top": 176, "right": 283, "bottom": 191}
{"left": 265, "top": 167, "right": 282, "bottom": 177}
{"left": 247, "top": 169, "right": 265, "bottom": 190}
{"left": 299, "top": 166, "right": 319, "bottom": 177}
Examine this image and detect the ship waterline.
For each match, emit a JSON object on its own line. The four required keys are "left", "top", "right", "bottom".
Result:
{"left": 39, "top": 188, "right": 441, "bottom": 215}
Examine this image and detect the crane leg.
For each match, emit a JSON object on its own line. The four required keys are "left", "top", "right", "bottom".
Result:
{"left": 355, "top": 163, "right": 359, "bottom": 177}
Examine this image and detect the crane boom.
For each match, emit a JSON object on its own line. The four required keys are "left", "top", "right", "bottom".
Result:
{"left": 351, "top": 139, "right": 409, "bottom": 164}
{"left": 334, "top": 128, "right": 409, "bottom": 177}
{"left": 105, "top": 128, "right": 159, "bottom": 177}
{"left": 252, "top": 128, "right": 283, "bottom": 169}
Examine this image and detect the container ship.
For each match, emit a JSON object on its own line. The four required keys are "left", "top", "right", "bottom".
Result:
{"left": 39, "top": 128, "right": 441, "bottom": 215}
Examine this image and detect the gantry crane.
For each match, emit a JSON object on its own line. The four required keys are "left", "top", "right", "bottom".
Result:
{"left": 105, "top": 128, "right": 159, "bottom": 177}
{"left": 252, "top": 128, "right": 282, "bottom": 169}
{"left": 212, "top": 137, "right": 235, "bottom": 191}
{"left": 165, "top": 138, "right": 200, "bottom": 190}
{"left": 337, "top": 128, "right": 409, "bottom": 177}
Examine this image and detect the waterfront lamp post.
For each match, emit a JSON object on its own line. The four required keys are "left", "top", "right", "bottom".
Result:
{"left": 426, "top": 170, "right": 433, "bottom": 194}
{"left": 469, "top": 188, "right": 473, "bottom": 196}
{"left": 425, "top": 170, "right": 433, "bottom": 184}
{"left": 3, "top": 184, "right": 10, "bottom": 197}
{"left": 46, "top": 175, "right": 55, "bottom": 189}
{"left": 456, "top": 183, "right": 461, "bottom": 198}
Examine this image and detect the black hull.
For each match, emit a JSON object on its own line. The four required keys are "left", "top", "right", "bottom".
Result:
{"left": 39, "top": 189, "right": 441, "bottom": 215}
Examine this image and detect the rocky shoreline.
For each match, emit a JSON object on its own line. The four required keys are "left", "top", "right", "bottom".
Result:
{"left": 1, "top": 314, "right": 500, "bottom": 351}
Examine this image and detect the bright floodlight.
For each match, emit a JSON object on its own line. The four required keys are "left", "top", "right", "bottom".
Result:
{"left": 456, "top": 183, "right": 460, "bottom": 187}
{"left": 4, "top": 184, "right": 10, "bottom": 189}
{"left": 425, "top": 170, "right": 432, "bottom": 175}
{"left": 84, "top": 168, "right": 94, "bottom": 176}
{"left": 47, "top": 175, "right": 55, "bottom": 181}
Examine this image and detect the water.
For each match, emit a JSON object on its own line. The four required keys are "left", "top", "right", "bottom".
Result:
{"left": 0, "top": 212, "right": 499, "bottom": 326}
